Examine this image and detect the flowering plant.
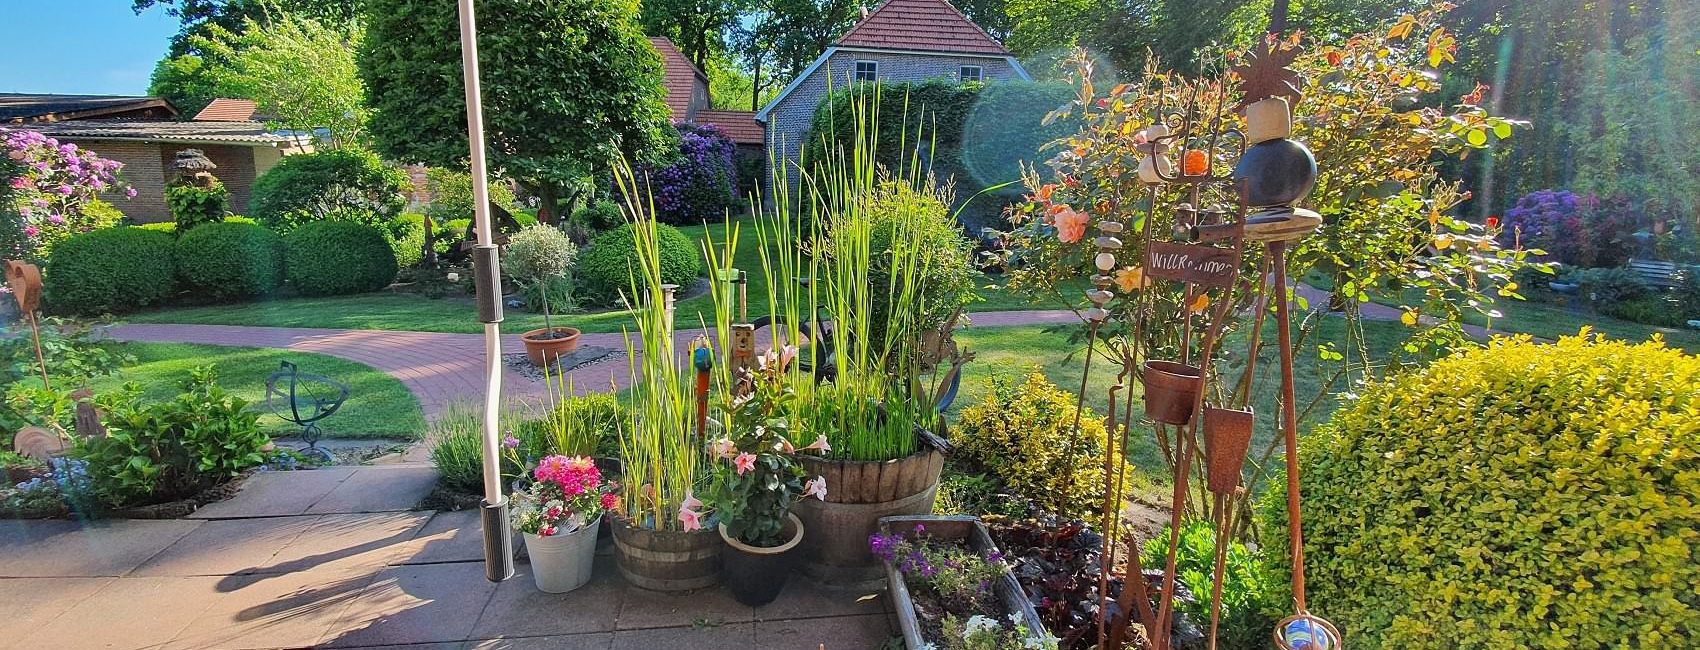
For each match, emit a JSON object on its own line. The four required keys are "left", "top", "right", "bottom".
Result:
{"left": 1, "top": 129, "right": 133, "bottom": 262}
{"left": 509, "top": 454, "right": 618, "bottom": 537}
{"left": 691, "top": 346, "right": 829, "bottom": 545}
{"left": 872, "top": 523, "right": 1056, "bottom": 650}
{"left": 941, "top": 614, "right": 1057, "bottom": 650}
{"left": 636, "top": 123, "right": 737, "bottom": 225}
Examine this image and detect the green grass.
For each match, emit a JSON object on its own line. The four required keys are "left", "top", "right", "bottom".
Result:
{"left": 88, "top": 342, "right": 425, "bottom": 440}
{"left": 123, "top": 216, "right": 1076, "bottom": 334}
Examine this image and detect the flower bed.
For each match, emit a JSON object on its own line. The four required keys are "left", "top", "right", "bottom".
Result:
{"left": 876, "top": 515, "right": 1055, "bottom": 650}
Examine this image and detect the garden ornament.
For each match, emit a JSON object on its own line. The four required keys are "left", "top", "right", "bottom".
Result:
{"left": 692, "top": 341, "right": 714, "bottom": 440}
{"left": 4, "top": 259, "right": 50, "bottom": 389}
{"left": 264, "top": 361, "right": 348, "bottom": 464}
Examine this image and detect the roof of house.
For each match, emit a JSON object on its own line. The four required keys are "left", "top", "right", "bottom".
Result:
{"left": 19, "top": 120, "right": 298, "bottom": 146}
{"left": 649, "top": 37, "right": 708, "bottom": 120}
{"left": 835, "top": 0, "right": 1008, "bottom": 55}
{"left": 0, "top": 93, "right": 178, "bottom": 123}
{"left": 696, "top": 110, "right": 764, "bottom": 145}
{"left": 193, "top": 98, "right": 259, "bottom": 122}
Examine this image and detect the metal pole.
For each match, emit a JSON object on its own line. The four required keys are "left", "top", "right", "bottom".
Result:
{"left": 457, "top": 0, "right": 513, "bottom": 583}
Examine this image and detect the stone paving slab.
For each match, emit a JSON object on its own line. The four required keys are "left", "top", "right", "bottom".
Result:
{"left": 399, "top": 509, "right": 492, "bottom": 566}
{"left": 132, "top": 514, "right": 321, "bottom": 577}
{"left": 755, "top": 613, "right": 895, "bottom": 649}
{"left": 322, "top": 561, "right": 501, "bottom": 648}
{"left": 611, "top": 622, "right": 756, "bottom": 650}
{"left": 162, "top": 567, "right": 378, "bottom": 650}
{"left": 0, "top": 518, "right": 201, "bottom": 578}
{"left": 190, "top": 467, "right": 357, "bottom": 519}
{"left": 0, "top": 577, "right": 113, "bottom": 645}
{"left": 470, "top": 560, "right": 625, "bottom": 639}
{"left": 467, "top": 633, "right": 614, "bottom": 649}
{"left": 8, "top": 575, "right": 224, "bottom": 650}
{"left": 258, "top": 511, "right": 432, "bottom": 574}
{"left": 306, "top": 465, "right": 440, "bottom": 514}
{"left": 615, "top": 580, "right": 756, "bottom": 630}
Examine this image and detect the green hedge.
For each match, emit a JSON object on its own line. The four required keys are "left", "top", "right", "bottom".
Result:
{"left": 45, "top": 227, "right": 177, "bottom": 315}
{"left": 175, "top": 222, "right": 284, "bottom": 300}
{"left": 575, "top": 222, "right": 699, "bottom": 306}
{"left": 284, "top": 221, "right": 398, "bottom": 296}
{"left": 1263, "top": 334, "right": 1700, "bottom": 648}
{"left": 250, "top": 148, "right": 411, "bottom": 232}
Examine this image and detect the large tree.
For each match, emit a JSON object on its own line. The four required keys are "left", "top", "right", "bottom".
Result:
{"left": 133, "top": 0, "right": 360, "bottom": 56}
{"left": 358, "top": 0, "right": 673, "bottom": 223}
{"left": 181, "top": 16, "right": 368, "bottom": 146}
{"left": 641, "top": 0, "right": 740, "bottom": 68}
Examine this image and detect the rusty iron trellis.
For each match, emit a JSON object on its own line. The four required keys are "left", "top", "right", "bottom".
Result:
{"left": 1072, "top": 34, "right": 1343, "bottom": 650}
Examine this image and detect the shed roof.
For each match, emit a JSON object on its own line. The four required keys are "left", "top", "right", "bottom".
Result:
{"left": 835, "top": 0, "right": 1008, "bottom": 55}
{"left": 193, "top": 98, "right": 259, "bottom": 122}
{"left": 19, "top": 120, "right": 297, "bottom": 146}
{"left": 696, "top": 111, "right": 764, "bottom": 145}
{"left": 0, "top": 93, "right": 178, "bottom": 123}
{"left": 649, "top": 37, "right": 708, "bottom": 120}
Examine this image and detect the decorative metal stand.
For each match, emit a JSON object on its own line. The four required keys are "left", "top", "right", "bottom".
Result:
{"left": 265, "top": 361, "right": 349, "bottom": 463}
{"left": 1083, "top": 31, "right": 1342, "bottom": 650}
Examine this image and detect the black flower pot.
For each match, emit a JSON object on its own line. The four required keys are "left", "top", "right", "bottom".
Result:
{"left": 1233, "top": 137, "right": 1317, "bottom": 207}
{"left": 719, "top": 513, "right": 804, "bottom": 606}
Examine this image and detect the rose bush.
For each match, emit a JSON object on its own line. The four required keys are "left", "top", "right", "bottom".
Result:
{"left": 1, "top": 129, "right": 133, "bottom": 262}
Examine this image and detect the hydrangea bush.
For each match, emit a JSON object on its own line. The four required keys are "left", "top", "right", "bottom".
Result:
{"left": 638, "top": 123, "right": 737, "bottom": 225}
{"left": 2, "top": 129, "right": 134, "bottom": 262}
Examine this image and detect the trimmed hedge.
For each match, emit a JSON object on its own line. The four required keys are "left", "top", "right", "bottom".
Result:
{"left": 45, "top": 227, "right": 177, "bottom": 315}
{"left": 284, "top": 221, "right": 398, "bottom": 296}
{"left": 249, "top": 148, "right": 411, "bottom": 232}
{"left": 1263, "top": 334, "right": 1700, "bottom": 648}
{"left": 575, "top": 222, "right": 700, "bottom": 306}
{"left": 175, "top": 222, "right": 284, "bottom": 300}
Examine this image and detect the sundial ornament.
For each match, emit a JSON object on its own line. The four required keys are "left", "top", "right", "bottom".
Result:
{"left": 265, "top": 361, "right": 349, "bottom": 463}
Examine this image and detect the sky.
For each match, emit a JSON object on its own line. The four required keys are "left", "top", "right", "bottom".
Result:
{"left": 1, "top": 0, "right": 180, "bottom": 96}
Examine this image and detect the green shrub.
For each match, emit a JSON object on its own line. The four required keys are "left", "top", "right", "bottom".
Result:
{"left": 174, "top": 222, "right": 284, "bottom": 300}
{"left": 44, "top": 227, "right": 177, "bottom": 315}
{"left": 284, "top": 221, "right": 398, "bottom": 296}
{"left": 250, "top": 148, "right": 411, "bottom": 231}
{"left": 75, "top": 367, "right": 269, "bottom": 508}
{"left": 0, "top": 318, "right": 134, "bottom": 444}
{"left": 387, "top": 213, "right": 427, "bottom": 269}
{"left": 570, "top": 199, "right": 623, "bottom": 233}
{"left": 1142, "top": 520, "right": 1280, "bottom": 650}
{"left": 858, "top": 180, "right": 977, "bottom": 343}
{"left": 1602, "top": 295, "right": 1689, "bottom": 327}
{"left": 504, "top": 225, "right": 578, "bottom": 324}
{"left": 1679, "top": 270, "right": 1700, "bottom": 320}
{"left": 575, "top": 222, "right": 700, "bottom": 306}
{"left": 81, "top": 199, "right": 127, "bottom": 229}
{"left": 136, "top": 222, "right": 177, "bottom": 234}
{"left": 951, "top": 370, "right": 1122, "bottom": 520}
{"left": 1263, "top": 334, "right": 1700, "bottom": 648}
{"left": 422, "top": 167, "right": 519, "bottom": 224}
{"left": 1576, "top": 266, "right": 1649, "bottom": 312}
{"left": 166, "top": 181, "right": 230, "bottom": 232}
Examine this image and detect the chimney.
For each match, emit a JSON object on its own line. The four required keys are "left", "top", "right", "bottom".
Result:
{"left": 860, "top": 4, "right": 869, "bottom": 18}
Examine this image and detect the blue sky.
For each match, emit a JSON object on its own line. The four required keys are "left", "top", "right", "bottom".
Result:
{"left": 2, "top": 1, "right": 179, "bottom": 96}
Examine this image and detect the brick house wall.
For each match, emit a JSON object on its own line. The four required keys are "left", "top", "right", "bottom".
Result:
{"left": 762, "top": 50, "right": 1023, "bottom": 202}
{"left": 158, "top": 144, "right": 266, "bottom": 218}
{"left": 65, "top": 140, "right": 170, "bottom": 220}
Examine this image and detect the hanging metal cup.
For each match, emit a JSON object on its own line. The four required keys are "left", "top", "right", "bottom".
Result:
{"left": 1141, "top": 360, "right": 1203, "bottom": 426}
{"left": 1203, "top": 406, "right": 1255, "bottom": 495}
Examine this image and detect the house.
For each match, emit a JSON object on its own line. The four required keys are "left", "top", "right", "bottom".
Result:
{"left": 648, "top": 37, "right": 767, "bottom": 193}
{"left": 756, "top": 0, "right": 1031, "bottom": 196}
{"left": 1, "top": 94, "right": 308, "bottom": 220}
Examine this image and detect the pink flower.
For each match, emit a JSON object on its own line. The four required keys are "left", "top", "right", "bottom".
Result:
{"left": 776, "top": 437, "right": 796, "bottom": 454}
{"left": 55, "top": 185, "right": 73, "bottom": 196}
{"left": 678, "top": 490, "right": 705, "bottom": 531}
{"left": 804, "top": 476, "right": 828, "bottom": 501}
{"left": 733, "top": 452, "right": 757, "bottom": 475}
{"left": 1054, "top": 206, "right": 1089, "bottom": 243}
{"left": 801, "top": 434, "right": 832, "bottom": 455}
{"left": 709, "top": 438, "right": 736, "bottom": 459}
{"left": 124, "top": 187, "right": 137, "bottom": 199}
{"left": 779, "top": 345, "right": 798, "bottom": 369}
{"left": 502, "top": 435, "right": 520, "bottom": 449}
{"left": 8, "top": 177, "right": 26, "bottom": 189}
{"left": 600, "top": 493, "right": 619, "bottom": 510}
{"left": 46, "top": 214, "right": 63, "bottom": 225}
{"left": 22, "top": 226, "right": 38, "bottom": 238}
{"left": 538, "top": 524, "right": 557, "bottom": 537}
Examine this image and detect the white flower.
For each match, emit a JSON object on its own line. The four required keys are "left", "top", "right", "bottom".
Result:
{"left": 964, "top": 614, "right": 999, "bottom": 637}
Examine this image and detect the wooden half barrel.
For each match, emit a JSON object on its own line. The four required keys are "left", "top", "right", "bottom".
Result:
{"left": 609, "top": 516, "right": 724, "bottom": 592}
{"left": 792, "top": 438, "right": 946, "bottom": 587}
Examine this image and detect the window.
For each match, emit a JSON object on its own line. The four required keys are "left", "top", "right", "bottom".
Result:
{"left": 959, "top": 65, "right": 983, "bottom": 83}
{"left": 854, "top": 60, "right": 878, "bottom": 82}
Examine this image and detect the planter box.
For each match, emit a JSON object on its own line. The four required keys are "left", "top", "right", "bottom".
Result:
{"left": 878, "top": 515, "right": 1048, "bottom": 650}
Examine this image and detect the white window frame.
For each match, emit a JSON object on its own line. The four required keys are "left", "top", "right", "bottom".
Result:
{"left": 959, "top": 65, "right": 983, "bottom": 82}
{"left": 853, "top": 60, "right": 879, "bottom": 82}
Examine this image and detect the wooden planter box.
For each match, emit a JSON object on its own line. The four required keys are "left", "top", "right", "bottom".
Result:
{"left": 878, "top": 515, "right": 1048, "bottom": 649}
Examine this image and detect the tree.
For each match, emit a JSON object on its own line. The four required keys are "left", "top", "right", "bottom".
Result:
{"left": 148, "top": 53, "right": 226, "bottom": 116}
{"left": 359, "top": 0, "right": 673, "bottom": 223}
{"left": 184, "top": 16, "right": 368, "bottom": 146}
{"left": 951, "top": 0, "right": 1013, "bottom": 42}
{"left": 641, "top": 0, "right": 740, "bottom": 68}
{"left": 133, "top": 0, "right": 360, "bottom": 56}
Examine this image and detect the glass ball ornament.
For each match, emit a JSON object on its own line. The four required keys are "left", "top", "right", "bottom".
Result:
{"left": 1275, "top": 614, "right": 1341, "bottom": 650}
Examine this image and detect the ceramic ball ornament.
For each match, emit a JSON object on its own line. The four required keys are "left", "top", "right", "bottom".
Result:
{"left": 1234, "top": 98, "right": 1316, "bottom": 208}
{"left": 1136, "top": 124, "right": 1173, "bottom": 184}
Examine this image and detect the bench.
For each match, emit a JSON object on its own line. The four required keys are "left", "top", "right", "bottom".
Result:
{"left": 1628, "top": 258, "right": 1683, "bottom": 291}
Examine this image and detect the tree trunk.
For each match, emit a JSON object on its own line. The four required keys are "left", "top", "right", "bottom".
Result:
{"left": 422, "top": 216, "right": 437, "bottom": 267}
{"left": 537, "top": 183, "right": 560, "bottom": 224}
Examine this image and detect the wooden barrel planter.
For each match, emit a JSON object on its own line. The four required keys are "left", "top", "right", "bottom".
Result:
{"left": 609, "top": 515, "right": 723, "bottom": 592}
{"left": 792, "top": 431, "right": 947, "bottom": 587}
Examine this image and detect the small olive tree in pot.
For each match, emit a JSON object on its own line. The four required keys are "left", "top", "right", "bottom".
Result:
{"left": 505, "top": 225, "right": 580, "bottom": 366}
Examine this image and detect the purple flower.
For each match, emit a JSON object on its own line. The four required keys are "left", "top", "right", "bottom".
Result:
{"left": 55, "top": 185, "right": 73, "bottom": 196}
{"left": 125, "top": 187, "right": 137, "bottom": 199}
{"left": 868, "top": 533, "right": 900, "bottom": 561}
{"left": 502, "top": 435, "right": 520, "bottom": 449}
{"left": 8, "top": 177, "right": 26, "bottom": 189}
{"left": 46, "top": 214, "right": 64, "bottom": 225}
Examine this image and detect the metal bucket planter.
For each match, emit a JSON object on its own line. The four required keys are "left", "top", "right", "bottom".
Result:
{"left": 879, "top": 515, "right": 1047, "bottom": 650}
{"left": 1203, "top": 406, "right": 1255, "bottom": 494}
{"left": 1142, "top": 360, "right": 1203, "bottom": 425}
{"left": 792, "top": 432, "right": 946, "bottom": 587}
{"left": 610, "top": 515, "right": 723, "bottom": 592}
{"left": 523, "top": 516, "right": 600, "bottom": 593}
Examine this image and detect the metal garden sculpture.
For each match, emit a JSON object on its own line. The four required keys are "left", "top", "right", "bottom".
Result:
{"left": 264, "top": 361, "right": 349, "bottom": 463}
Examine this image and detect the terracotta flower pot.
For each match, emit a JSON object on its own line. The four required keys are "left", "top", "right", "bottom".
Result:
{"left": 1142, "top": 360, "right": 1203, "bottom": 426}
{"left": 521, "top": 327, "right": 581, "bottom": 367}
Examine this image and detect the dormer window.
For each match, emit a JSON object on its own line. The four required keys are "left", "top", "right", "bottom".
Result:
{"left": 854, "top": 60, "right": 878, "bottom": 82}
{"left": 959, "top": 65, "right": 983, "bottom": 83}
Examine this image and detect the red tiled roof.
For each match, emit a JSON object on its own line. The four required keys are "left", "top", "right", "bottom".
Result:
{"left": 193, "top": 98, "right": 258, "bottom": 122}
{"left": 696, "top": 110, "right": 764, "bottom": 145}
{"left": 835, "top": 0, "right": 1008, "bottom": 55}
{"left": 649, "top": 37, "right": 707, "bottom": 120}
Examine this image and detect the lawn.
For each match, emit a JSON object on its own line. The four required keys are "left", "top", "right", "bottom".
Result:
{"left": 89, "top": 343, "right": 426, "bottom": 440}
{"left": 122, "top": 216, "right": 1080, "bottom": 334}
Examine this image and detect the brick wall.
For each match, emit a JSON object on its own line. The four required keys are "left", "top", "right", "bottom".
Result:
{"left": 763, "top": 49, "right": 1022, "bottom": 203}
{"left": 64, "top": 140, "right": 170, "bottom": 222}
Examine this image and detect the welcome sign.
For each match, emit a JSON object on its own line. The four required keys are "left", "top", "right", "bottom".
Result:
{"left": 1146, "top": 242, "right": 1239, "bottom": 288}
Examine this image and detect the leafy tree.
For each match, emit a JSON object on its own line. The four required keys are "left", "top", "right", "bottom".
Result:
{"left": 359, "top": 0, "right": 673, "bottom": 223}
{"left": 133, "top": 0, "right": 360, "bottom": 57}
{"left": 951, "top": 0, "right": 1013, "bottom": 42}
{"left": 768, "top": 0, "right": 860, "bottom": 76}
{"left": 640, "top": 0, "right": 739, "bottom": 68}
{"left": 188, "top": 16, "right": 368, "bottom": 145}
{"left": 148, "top": 54, "right": 226, "bottom": 117}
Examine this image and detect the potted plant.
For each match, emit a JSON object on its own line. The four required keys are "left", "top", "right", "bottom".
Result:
{"left": 874, "top": 515, "right": 1056, "bottom": 650}
{"left": 509, "top": 454, "right": 616, "bottom": 593}
{"left": 701, "top": 345, "right": 831, "bottom": 605}
{"left": 505, "top": 224, "right": 581, "bottom": 366}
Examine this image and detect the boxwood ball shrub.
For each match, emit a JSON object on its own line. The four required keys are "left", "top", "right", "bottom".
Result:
{"left": 284, "top": 221, "right": 398, "bottom": 296}
{"left": 174, "top": 221, "right": 284, "bottom": 301}
{"left": 249, "top": 148, "right": 411, "bottom": 232}
{"left": 951, "top": 370, "right": 1124, "bottom": 520}
{"left": 45, "top": 226, "right": 177, "bottom": 315}
{"left": 1263, "top": 334, "right": 1700, "bottom": 649}
{"left": 575, "top": 222, "right": 700, "bottom": 306}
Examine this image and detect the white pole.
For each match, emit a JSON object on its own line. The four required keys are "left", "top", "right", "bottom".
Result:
{"left": 456, "top": 0, "right": 514, "bottom": 582}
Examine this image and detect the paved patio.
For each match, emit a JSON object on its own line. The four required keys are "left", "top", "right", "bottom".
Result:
{"left": 0, "top": 465, "right": 897, "bottom": 649}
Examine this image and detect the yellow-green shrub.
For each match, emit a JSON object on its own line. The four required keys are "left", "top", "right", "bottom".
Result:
{"left": 952, "top": 370, "right": 1123, "bottom": 519}
{"left": 1263, "top": 333, "right": 1700, "bottom": 649}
